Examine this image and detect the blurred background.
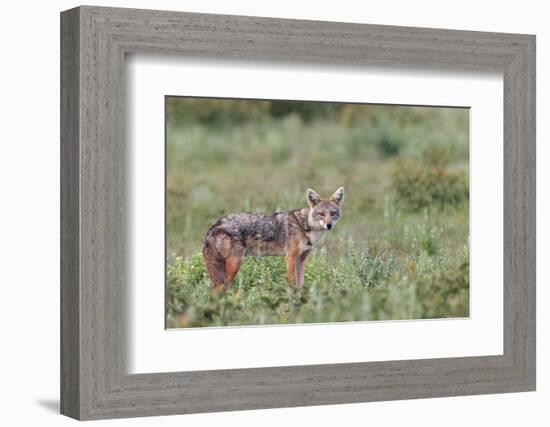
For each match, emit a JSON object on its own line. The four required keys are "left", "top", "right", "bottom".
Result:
{"left": 166, "top": 97, "right": 469, "bottom": 327}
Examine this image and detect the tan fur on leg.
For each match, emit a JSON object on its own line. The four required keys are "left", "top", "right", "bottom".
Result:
{"left": 285, "top": 254, "right": 296, "bottom": 283}
{"left": 224, "top": 256, "right": 243, "bottom": 288}
{"left": 295, "top": 250, "right": 311, "bottom": 287}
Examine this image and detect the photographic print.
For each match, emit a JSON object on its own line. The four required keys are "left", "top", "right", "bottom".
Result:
{"left": 166, "top": 97, "right": 469, "bottom": 328}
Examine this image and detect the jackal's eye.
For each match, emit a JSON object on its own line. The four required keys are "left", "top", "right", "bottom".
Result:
{"left": 330, "top": 211, "right": 338, "bottom": 217}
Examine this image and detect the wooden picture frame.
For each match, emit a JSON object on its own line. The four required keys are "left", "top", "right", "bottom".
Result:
{"left": 60, "top": 5, "right": 536, "bottom": 420}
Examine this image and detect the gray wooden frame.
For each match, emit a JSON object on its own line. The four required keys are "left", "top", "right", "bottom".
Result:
{"left": 60, "top": 5, "right": 536, "bottom": 420}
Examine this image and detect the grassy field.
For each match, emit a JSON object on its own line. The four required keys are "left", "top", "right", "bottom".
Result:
{"left": 166, "top": 99, "right": 469, "bottom": 328}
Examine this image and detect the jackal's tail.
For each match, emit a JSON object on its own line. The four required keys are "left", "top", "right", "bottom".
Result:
{"left": 202, "top": 240, "right": 225, "bottom": 288}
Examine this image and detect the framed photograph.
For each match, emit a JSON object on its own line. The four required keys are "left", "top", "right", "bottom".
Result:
{"left": 60, "top": 5, "right": 536, "bottom": 420}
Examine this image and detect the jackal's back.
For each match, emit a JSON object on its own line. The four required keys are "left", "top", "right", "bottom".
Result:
{"left": 204, "top": 210, "right": 306, "bottom": 256}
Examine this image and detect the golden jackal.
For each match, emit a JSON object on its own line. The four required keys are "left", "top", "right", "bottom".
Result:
{"left": 202, "top": 187, "right": 344, "bottom": 288}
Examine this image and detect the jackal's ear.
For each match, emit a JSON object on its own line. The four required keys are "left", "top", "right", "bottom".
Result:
{"left": 329, "top": 187, "right": 344, "bottom": 206}
{"left": 307, "top": 188, "right": 321, "bottom": 208}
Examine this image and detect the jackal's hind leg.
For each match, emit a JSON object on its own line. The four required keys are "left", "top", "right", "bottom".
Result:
{"left": 224, "top": 255, "right": 243, "bottom": 288}
{"left": 203, "top": 244, "right": 226, "bottom": 289}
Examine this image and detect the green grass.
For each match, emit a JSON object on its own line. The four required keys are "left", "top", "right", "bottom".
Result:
{"left": 167, "top": 239, "right": 469, "bottom": 328}
{"left": 166, "top": 100, "right": 469, "bottom": 328}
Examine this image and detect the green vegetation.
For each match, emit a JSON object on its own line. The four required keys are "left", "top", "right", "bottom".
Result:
{"left": 166, "top": 98, "right": 469, "bottom": 328}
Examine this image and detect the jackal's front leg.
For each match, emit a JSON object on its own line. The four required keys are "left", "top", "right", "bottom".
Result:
{"left": 285, "top": 254, "right": 297, "bottom": 284}
{"left": 286, "top": 251, "right": 309, "bottom": 287}
{"left": 295, "top": 250, "right": 310, "bottom": 288}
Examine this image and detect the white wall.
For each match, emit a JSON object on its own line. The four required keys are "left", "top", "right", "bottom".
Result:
{"left": 0, "top": 0, "right": 546, "bottom": 425}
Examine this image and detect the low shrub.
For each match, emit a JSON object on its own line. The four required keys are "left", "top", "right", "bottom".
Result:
{"left": 375, "top": 123, "right": 405, "bottom": 157}
{"left": 392, "top": 159, "right": 468, "bottom": 211}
